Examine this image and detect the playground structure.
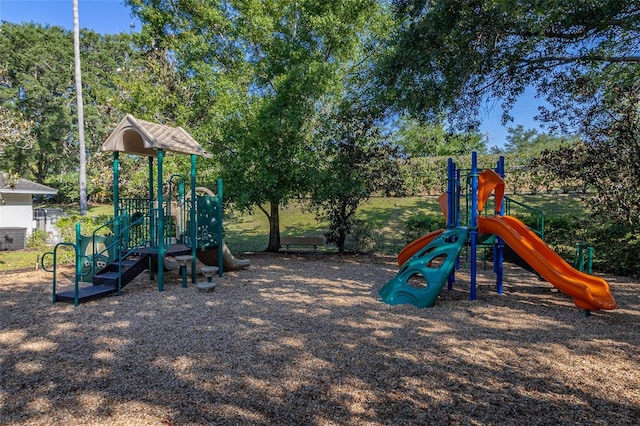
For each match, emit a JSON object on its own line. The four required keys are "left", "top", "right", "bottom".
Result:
{"left": 42, "top": 115, "right": 249, "bottom": 305}
{"left": 379, "top": 152, "right": 617, "bottom": 314}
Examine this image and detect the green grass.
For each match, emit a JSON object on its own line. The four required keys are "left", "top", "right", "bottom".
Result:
{"left": 86, "top": 204, "right": 113, "bottom": 216}
{"left": 224, "top": 194, "right": 587, "bottom": 253}
{"left": 505, "top": 193, "right": 586, "bottom": 218}
{"left": 0, "top": 249, "right": 44, "bottom": 271}
{"left": 1, "top": 194, "right": 589, "bottom": 271}
{"left": 224, "top": 197, "right": 441, "bottom": 253}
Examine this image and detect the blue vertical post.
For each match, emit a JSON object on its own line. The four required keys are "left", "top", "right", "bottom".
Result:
{"left": 495, "top": 156, "right": 505, "bottom": 294}
{"left": 190, "top": 155, "right": 197, "bottom": 283}
{"left": 157, "top": 149, "right": 165, "bottom": 291}
{"left": 455, "top": 169, "right": 461, "bottom": 227}
{"left": 470, "top": 152, "right": 478, "bottom": 300}
{"left": 454, "top": 168, "right": 462, "bottom": 274}
{"left": 447, "top": 159, "right": 456, "bottom": 289}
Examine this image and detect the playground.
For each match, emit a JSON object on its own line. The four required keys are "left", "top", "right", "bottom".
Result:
{"left": 2, "top": 253, "right": 639, "bottom": 425}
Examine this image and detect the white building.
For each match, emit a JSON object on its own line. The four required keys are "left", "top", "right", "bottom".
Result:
{"left": 0, "top": 172, "right": 57, "bottom": 250}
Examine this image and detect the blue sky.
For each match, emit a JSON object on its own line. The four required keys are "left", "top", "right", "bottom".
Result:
{"left": 0, "top": 0, "right": 138, "bottom": 35}
{"left": 0, "top": 0, "right": 544, "bottom": 148}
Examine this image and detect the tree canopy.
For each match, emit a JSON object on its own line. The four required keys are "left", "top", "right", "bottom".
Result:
{"left": 392, "top": 116, "right": 487, "bottom": 157}
{"left": 0, "top": 23, "right": 76, "bottom": 182}
{"left": 378, "top": 0, "right": 640, "bottom": 131}
{"left": 494, "top": 125, "right": 576, "bottom": 156}
{"left": 0, "top": 22, "right": 191, "bottom": 200}
{"left": 127, "top": 0, "right": 391, "bottom": 251}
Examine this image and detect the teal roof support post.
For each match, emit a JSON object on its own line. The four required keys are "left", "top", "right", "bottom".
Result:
{"left": 113, "top": 152, "right": 119, "bottom": 219}
{"left": 190, "top": 154, "right": 197, "bottom": 283}
{"left": 157, "top": 149, "right": 165, "bottom": 291}
{"left": 148, "top": 156, "right": 155, "bottom": 247}
{"left": 148, "top": 156, "right": 155, "bottom": 281}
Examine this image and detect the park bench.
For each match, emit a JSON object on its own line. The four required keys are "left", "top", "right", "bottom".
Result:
{"left": 279, "top": 236, "right": 324, "bottom": 253}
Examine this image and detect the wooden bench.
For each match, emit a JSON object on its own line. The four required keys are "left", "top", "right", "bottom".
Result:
{"left": 279, "top": 236, "right": 324, "bottom": 253}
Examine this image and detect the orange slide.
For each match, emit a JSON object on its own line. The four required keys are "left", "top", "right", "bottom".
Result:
{"left": 397, "top": 229, "right": 445, "bottom": 266}
{"left": 478, "top": 215, "right": 616, "bottom": 311}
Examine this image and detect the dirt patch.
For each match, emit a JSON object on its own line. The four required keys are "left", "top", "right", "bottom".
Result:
{"left": 1, "top": 253, "right": 639, "bottom": 425}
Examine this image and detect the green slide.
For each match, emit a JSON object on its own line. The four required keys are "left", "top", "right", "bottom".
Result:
{"left": 379, "top": 227, "right": 468, "bottom": 308}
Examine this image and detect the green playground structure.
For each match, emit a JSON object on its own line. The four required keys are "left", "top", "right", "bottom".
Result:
{"left": 41, "top": 115, "right": 244, "bottom": 306}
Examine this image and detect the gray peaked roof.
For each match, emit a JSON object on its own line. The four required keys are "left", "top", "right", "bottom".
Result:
{"left": 0, "top": 173, "right": 58, "bottom": 195}
{"left": 101, "top": 114, "right": 210, "bottom": 158}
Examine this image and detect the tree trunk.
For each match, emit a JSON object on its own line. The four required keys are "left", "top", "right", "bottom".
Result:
{"left": 336, "top": 203, "right": 348, "bottom": 254}
{"left": 265, "top": 202, "right": 281, "bottom": 252}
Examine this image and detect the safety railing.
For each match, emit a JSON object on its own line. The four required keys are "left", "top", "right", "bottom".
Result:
{"left": 504, "top": 196, "right": 545, "bottom": 239}
{"left": 118, "top": 198, "right": 151, "bottom": 247}
{"left": 41, "top": 242, "right": 91, "bottom": 306}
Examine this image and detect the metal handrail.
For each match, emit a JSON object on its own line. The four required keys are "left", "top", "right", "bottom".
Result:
{"left": 504, "top": 196, "right": 545, "bottom": 239}
{"left": 42, "top": 242, "right": 90, "bottom": 306}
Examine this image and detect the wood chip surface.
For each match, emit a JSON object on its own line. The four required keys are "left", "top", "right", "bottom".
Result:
{"left": 1, "top": 253, "right": 638, "bottom": 425}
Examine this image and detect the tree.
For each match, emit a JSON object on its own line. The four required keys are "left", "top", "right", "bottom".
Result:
{"left": 393, "top": 116, "right": 487, "bottom": 157}
{"left": 0, "top": 22, "right": 194, "bottom": 201}
{"left": 502, "top": 125, "right": 575, "bottom": 155}
{"left": 0, "top": 107, "right": 34, "bottom": 160}
{"left": 309, "top": 104, "right": 404, "bottom": 254}
{"left": 127, "top": 0, "right": 389, "bottom": 251}
{"left": 532, "top": 87, "right": 640, "bottom": 226}
{"left": 0, "top": 23, "right": 76, "bottom": 183}
{"left": 530, "top": 85, "right": 640, "bottom": 276}
{"left": 377, "top": 1, "right": 640, "bottom": 131}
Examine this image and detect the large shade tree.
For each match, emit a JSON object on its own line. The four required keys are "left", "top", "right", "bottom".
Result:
{"left": 377, "top": 0, "right": 640, "bottom": 130}
{"left": 127, "top": 0, "right": 389, "bottom": 251}
{"left": 0, "top": 106, "right": 34, "bottom": 160}
{"left": 0, "top": 22, "right": 198, "bottom": 201}
{"left": 377, "top": 1, "right": 640, "bottom": 273}
{"left": 0, "top": 23, "right": 76, "bottom": 183}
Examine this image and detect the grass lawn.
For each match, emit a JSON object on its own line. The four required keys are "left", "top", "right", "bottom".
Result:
{"left": 224, "top": 196, "right": 443, "bottom": 253}
{"left": 224, "top": 193, "right": 586, "bottom": 253}
{"left": 0, "top": 249, "right": 44, "bottom": 271}
{"left": 0, "top": 194, "right": 587, "bottom": 271}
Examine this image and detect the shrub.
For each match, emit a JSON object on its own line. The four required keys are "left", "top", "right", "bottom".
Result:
{"left": 403, "top": 212, "right": 446, "bottom": 244}
{"left": 27, "top": 229, "right": 50, "bottom": 249}
{"left": 541, "top": 217, "right": 640, "bottom": 277}
{"left": 541, "top": 216, "right": 586, "bottom": 261}
{"left": 585, "top": 222, "right": 640, "bottom": 277}
{"left": 56, "top": 214, "right": 113, "bottom": 243}
{"left": 342, "top": 219, "right": 381, "bottom": 254}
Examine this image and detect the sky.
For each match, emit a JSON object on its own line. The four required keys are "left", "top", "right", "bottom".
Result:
{"left": 0, "top": 0, "right": 544, "bottom": 149}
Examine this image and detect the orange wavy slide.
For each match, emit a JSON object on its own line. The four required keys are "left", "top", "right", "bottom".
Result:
{"left": 478, "top": 215, "right": 616, "bottom": 311}
{"left": 397, "top": 229, "right": 445, "bottom": 266}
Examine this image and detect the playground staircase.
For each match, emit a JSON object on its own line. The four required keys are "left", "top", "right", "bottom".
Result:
{"left": 54, "top": 252, "right": 150, "bottom": 304}
{"left": 92, "top": 252, "right": 150, "bottom": 287}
